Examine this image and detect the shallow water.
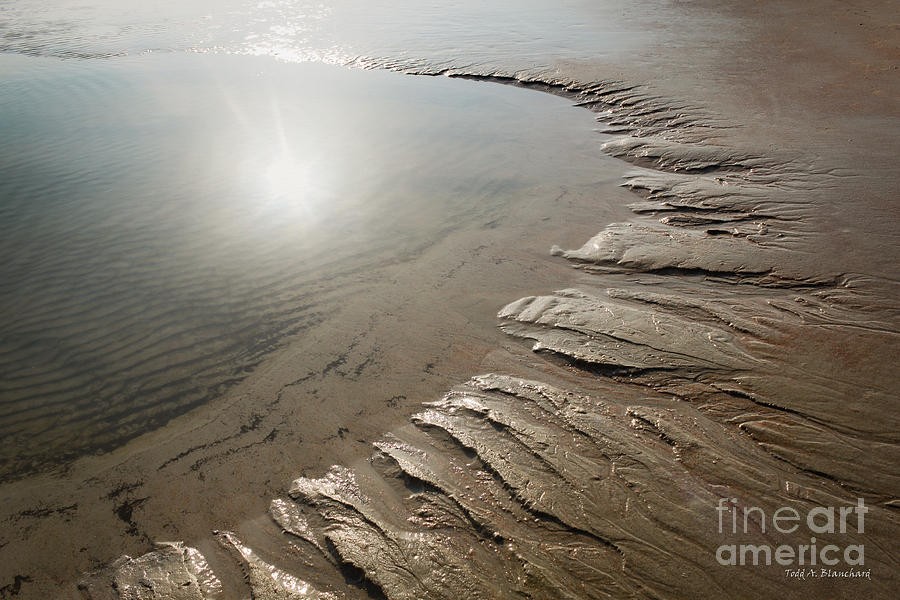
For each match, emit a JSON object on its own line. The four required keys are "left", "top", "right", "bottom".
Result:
{"left": 0, "top": 50, "right": 618, "bottom": 479}
{"left": 0, "top": 0, "right": 653, "bottom": 64}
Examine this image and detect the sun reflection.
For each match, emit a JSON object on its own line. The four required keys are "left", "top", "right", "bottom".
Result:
{"left": 265, "top": 154, "right": 310, "bottom": 200}
{"left": 233, "top": 0, "right": 353, "bottom": 65}
{"left": 258, "top": 151, "right": 334, "bottom": 227}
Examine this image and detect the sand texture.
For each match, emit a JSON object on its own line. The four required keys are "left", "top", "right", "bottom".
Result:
{"left": 2, "top": 0, "right": 898, "bottom": 598}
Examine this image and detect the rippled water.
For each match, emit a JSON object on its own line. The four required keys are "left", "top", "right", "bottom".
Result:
{"left": 0, "top": 0, "right": 649, "bottom": 64}
{"left": 0, "top": 27, "right": 614, "bottom": 476}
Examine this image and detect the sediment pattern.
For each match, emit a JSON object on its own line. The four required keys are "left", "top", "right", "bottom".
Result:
{"left": 81, "top": 68, "right": 900, "bottom": 598}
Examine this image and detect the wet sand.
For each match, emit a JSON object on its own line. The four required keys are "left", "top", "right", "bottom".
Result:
{"left": 2, "top": 0, "right": 898, "bottom": 599}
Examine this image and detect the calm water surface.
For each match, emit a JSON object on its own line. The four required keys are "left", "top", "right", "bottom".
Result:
{"left": 0, "top": 46, "right": 611, "bottom": 478}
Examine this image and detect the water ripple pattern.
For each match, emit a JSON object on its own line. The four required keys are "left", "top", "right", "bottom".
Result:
{"left": 0, "top": 51, "right": 607, "bottom": 479}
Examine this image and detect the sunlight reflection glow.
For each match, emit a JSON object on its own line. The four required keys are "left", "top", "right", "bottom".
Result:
{"left": 232, "top": 0, "right": 353, "bottom": 65}
{"left": 265, "top": 154, "right": 311, "bottom": 200}
{"left": 258, "top": 149, "right": 335, "bottom": 227}
{"left": 239, "top": 43, "right": 353, "bottom": 65}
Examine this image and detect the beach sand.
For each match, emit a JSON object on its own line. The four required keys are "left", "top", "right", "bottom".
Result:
{"left": 1, "top": 1, "right": 897, "bottom": 598}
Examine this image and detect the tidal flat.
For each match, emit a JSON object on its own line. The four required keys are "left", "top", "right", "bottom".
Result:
{"left": 1, "top": 1, "right": 898, "bottom": 599}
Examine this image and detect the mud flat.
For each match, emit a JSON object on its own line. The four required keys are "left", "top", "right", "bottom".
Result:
{"left": 4, "top": 0, "right": 899, "bottom": 599}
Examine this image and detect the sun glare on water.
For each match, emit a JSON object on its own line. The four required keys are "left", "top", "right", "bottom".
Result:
{"left": 257, "top": 150, "right": 336, "bottom": 227}
{"left": 265, "top": 154, "right": 311, "bottom": 199}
